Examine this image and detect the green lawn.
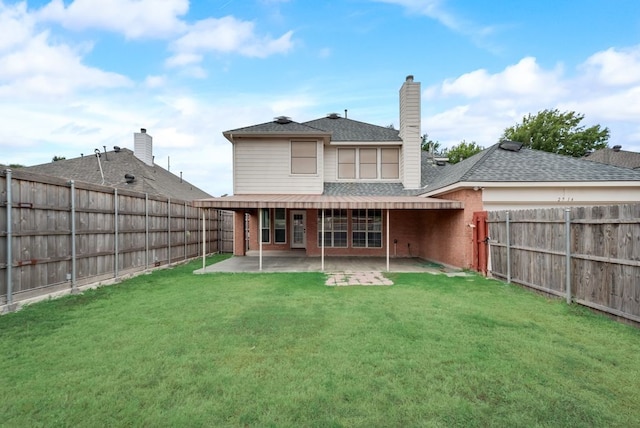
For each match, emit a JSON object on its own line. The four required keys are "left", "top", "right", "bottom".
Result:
{"left": 1, "top": 255, "right": 639, "bottom": 427}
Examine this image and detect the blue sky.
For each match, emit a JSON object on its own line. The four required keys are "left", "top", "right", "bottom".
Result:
{"left": 1, "top": 0, "right": 640, "bottom": 196}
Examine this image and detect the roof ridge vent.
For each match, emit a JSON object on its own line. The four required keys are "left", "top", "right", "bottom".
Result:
{"left": 327, "top": 112, "right": 341, "bottom": 119}
{"left": 274, "top": 116, "right": 292, "bottom": 124}
{"left": 499, "top": 139, "right": 523, "bottom": 152}
{"left": 612, "top": 145, "right": 622, "bottom": 152}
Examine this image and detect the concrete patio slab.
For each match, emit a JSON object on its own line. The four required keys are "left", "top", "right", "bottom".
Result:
{"left": 194, "top": 255, "right": 461, "bottom": 275}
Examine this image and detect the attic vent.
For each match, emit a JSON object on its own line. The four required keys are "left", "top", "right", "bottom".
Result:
{"left": 613, "top": 145, "right": 622, "bottom": 152}
{"left": 124, "top": 173, "right": 135, "bottom": 184}
{"left": 327, "top": 113, "right": 341, "bottom": 119}
{"left": 274, "top": 116, "right": 292, "bottom": 124}
{"left": 114, "top": 146, "right": 121, "bottom": 152}
{"left": 499, "top": 140, "right": 523, "bottom": 152}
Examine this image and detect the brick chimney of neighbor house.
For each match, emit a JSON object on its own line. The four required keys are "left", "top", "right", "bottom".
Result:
{"left": 399, "top": 75, "right": 421, "bottom": 189}
{"left": 134, "top": 128, "right": 154, "bottom": 166}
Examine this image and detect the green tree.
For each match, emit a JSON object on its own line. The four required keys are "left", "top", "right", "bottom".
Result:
{"left": 52, "top": 155, "right": 66, "bottom": 162}
{"left": 502, "top": 109, "right": 609, "bottom": 157}
{"left": 442, "top": 140, "right": 484, "bottom": 164}
{"left": 421, "top": 134, "right": 441, "bottom": 152}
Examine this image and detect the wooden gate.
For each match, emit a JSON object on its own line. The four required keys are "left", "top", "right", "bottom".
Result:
{"left": 472, "top": 211, "right": 489, "bottom": 275}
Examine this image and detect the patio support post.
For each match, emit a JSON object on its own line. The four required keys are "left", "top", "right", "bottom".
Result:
{"left": 259, "top": 208, "right": 263, "bottom": 271}
{"left": 565, "top": 208, "right": 571, "bottom": 304}
{"left": 386, "top": 209, "right": 390, "bottom": 272}
{"left": 321, "top": 208, "right": 325, "bottom": 271}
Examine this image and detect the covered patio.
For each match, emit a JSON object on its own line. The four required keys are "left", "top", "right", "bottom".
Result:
{"left": 193, "top": 194, "right": 464, "bottom": 272}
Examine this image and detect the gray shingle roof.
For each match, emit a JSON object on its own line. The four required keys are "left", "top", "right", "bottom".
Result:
{"left": 303, "top": 116, "right": 402, "bottom": 142}
{"left": 583, "top": 147, "right": 640, "bottom": 169}
{"left": 421, "top": 142, "right": 640, "bottom": 194}
{"left": 224, "top": 119, "right": 329, "bottom": 135}
{"left": 324, "top": 182, "right": 422, "bottom": 196}
{"left": 23, "top": 149, "right": 213, "bottom": 201}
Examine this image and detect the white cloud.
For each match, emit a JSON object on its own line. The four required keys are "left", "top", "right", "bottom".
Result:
{"left": 36, "top": 0, "right": 188, "bottom": 39}
{"left": 0, "top": 1, "right": 33, "bottom": 51}
{"left": 424, "top": 51, "right": 640, "bottom": 152}
{"left": 0, "top": 2, "right": 132, "bottom": 99}
{"left": 0, "top": 31, "right": 131, "bottom": 98}
{"left": 436, "top": 57, "right": 565, "bottom": 99}
{"left": 580, "top": 46, "right": 640, "bottom": 87}
{"left": 168, "top": 15, "right": 294, "bottom": 66}
{"left": 144, "top": 75, "right": 166, "bottom": 88}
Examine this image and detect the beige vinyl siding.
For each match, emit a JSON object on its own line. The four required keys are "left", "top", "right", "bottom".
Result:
{"left": 233, "top": 139, "right": 323, "bottom": 194}
{"left": 399, "top": 78, "right": 421, "bottom": 189}
{"left": 482, "top": 185, "right": 640, "bottom": 211}
{"left": 323, "top": 146, "right": 337, "bottom": 182}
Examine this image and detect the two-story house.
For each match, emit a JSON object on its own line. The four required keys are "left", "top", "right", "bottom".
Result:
{"left": 195, "top": 75, "right": 640, "bottom": 272}
{"left": 197, "top": 76, "right": 463, "bottom": 267}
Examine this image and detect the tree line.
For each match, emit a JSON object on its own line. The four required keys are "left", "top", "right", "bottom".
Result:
{"left": 424, "top": 109, "right": 610, "bottom": 164}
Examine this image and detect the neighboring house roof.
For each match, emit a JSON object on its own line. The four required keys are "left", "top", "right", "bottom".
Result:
{"left": 583, "top": 147, "right": 640, "bottom": 169}
{"left": 302, "top": 115, "right": 402, "bottom": 142}
{"left": 420, "top": 142, "right": 640, "bottom": 195}
{"left": 22, "top": 148, "right": 212, "bottom": 201}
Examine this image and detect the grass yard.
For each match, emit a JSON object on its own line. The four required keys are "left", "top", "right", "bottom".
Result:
{"left": 1, "top": 255, "right": 639, "bottom": 427}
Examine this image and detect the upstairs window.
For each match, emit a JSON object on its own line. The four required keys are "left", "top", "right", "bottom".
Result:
{"left": 381, "top": 148, "right": 399, "bottom": 179}
{"left": 359, "top": 148, "right": 378, "bottom": 179}
{"left": 336, "top": 147, "right": 399, "bottom": 180}
{"left": 291, "top": 141, "right": 317, "bottom": 174}
{"left": 338, "top": 148, "right": 355, "bottom": 179}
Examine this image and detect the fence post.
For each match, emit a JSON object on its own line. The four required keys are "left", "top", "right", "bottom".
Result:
{"left": 167, "top": 198, "right": 171, "bottom": 265}
{"left": 5, "top": 169, "right": 13, "bottom": 308}
{"left": 506, "top": 211, "right": 511, "bottom": 284}
{"left": 114, "top": 189, "right": 119, "bottom": 279}
{"left": 184, "top": 202, "right": 187, "bottom": 260}
{"left": 145, "top": 194, "right": 149, "bottom": 270}
{"left": 565, "top": 208, "right": 571, "bottom": 304}
{"left": 202, "top": 209, "right": 206, "bottom": 269}
{"left": 70, "top": 180, "right": 77, "bottom": 293}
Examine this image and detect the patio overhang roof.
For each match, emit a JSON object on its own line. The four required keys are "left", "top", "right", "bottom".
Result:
{"left": 193, "top": 194, "right": 464, "bottom": 210}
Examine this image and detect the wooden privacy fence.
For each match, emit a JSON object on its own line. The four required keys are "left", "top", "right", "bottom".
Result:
{"left": 1, "top": 169, "right": 233, "bottom": 309}
{"left": 488, "top": 204, "right": 640, "bottom": 324}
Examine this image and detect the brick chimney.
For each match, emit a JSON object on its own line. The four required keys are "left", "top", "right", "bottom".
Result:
{"left": 134, "top": 128, "right": 153, "bottom": 166}
{"left": 399, "top": 75, "right": 421, "bottom": 189}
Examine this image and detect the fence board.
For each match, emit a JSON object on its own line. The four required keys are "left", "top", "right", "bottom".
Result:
{"left": 489, "top": 204, "right": 640, "bottom": 324}
{"left": 1, "top": 170, "right": 231, "bottom": 306}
